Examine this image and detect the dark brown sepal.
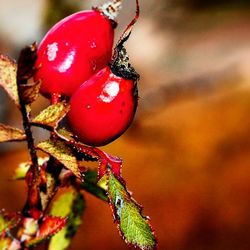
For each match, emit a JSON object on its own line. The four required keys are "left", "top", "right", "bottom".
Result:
{"left": 110, "top": 0, "right": 140, "bottom": 82}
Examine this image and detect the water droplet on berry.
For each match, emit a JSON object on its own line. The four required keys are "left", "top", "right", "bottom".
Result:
{"left": 88, "top": 40, "right": 97, "bottom": 49}
{"left": 85, "top": 104, "right": 91, "bottom": 109}
{"left": 91, "top": 60, "right": 97, "bottom": 71}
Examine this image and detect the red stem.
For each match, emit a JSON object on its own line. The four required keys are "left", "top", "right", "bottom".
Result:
{"left": 51, "top": 92, "right": 62, "bottom": 104}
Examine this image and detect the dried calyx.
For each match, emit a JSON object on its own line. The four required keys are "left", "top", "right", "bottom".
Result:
{"left": 97, "top": 0, "right": 123, "bottom": 20}
{"left": 110, "top": 0, "right": 140, "bottom": 82}
{"left": 110, "top": 44, "right": 139, "bottom": 82}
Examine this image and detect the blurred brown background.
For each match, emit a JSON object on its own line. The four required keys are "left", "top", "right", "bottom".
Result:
{"left": 1, "top": 0, "right": 250, "bottom": 249}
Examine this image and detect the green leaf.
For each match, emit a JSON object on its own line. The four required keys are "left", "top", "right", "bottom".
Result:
{"left": 37, "top": 140, "right": 82, "bottom": 180}
{"left": 49, "top": 188, "right": 85, "bottom": 250}
{"left": 81, "top": 170, "right": 108, "bottom": 201}
{"left": 0, "top": 123, "right": 26, "bottom": 143}
{"left": 107, "top": 173, "right": 157, "bottom": 250}
{"left": 0, "top": 211, "right": 21, "bottom": 236}
{"left": 0, "top": 54, "right": 19, "bottom": 107}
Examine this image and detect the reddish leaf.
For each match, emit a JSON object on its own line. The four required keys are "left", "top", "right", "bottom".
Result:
{"left": 27, "top": 216, "right": 67, "bottom": 247}
{"left": 38, "top": 216, "right": 67, "bottom": 238}
{"left": 55, "top": 129, "right": 123, "bottom": 187}
{"left": 0, "top": 210, "right": 21, "bottom": 236}
{"left": 56, "top": 131, "right": 122, "bottom": 179}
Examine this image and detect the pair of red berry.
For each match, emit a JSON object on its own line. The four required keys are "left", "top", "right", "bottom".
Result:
{"left": 34, "top": 0, "right": 140, "bottom": 147}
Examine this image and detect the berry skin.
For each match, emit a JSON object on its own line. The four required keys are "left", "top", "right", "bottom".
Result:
{"left": 67, "top": 66, "right": 138, "bottom": 147}
{"left": 34, "top": 10, "right": 115, "bottom": 98}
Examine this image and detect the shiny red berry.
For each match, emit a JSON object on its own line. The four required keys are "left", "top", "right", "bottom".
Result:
{"left": 67, "top": 0, "right": 140, "bottom": 147}
{"left": 34, "top": 8, "right": 116, "bottom": 98}
{"left": 67, "top": 65, "right": 138, "bottom": 146}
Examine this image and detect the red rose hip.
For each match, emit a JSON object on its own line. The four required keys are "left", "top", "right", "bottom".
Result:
{"left": 34, "top": 1, "right": 122, "bottom": 98}
{"left": 67, "top": 0, "right": 140, "bottom": 146}
{"left": 67, "top": 65, "right": 138, "bottom": 146}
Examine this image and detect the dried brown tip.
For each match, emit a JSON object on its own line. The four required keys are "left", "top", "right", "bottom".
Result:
{"left": 97, "top": 0, "right": 123, "bottom": 20}
{"left": 110, "top": 0, "right": 140, "bottom": 81}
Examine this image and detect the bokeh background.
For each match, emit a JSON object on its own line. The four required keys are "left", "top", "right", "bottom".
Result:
{"left": 1, "top": 0, "right": 250, "bottom": 249}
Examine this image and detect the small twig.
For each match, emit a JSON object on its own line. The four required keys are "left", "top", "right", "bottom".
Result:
{"left": 16, "top": 43, "right": 40, "bottom": 178}
{"left": 17, "top": 88, "right": 40, "bottom": 178}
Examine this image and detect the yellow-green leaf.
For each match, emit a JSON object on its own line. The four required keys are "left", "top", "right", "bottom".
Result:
{"left": 32, "top": 103, "right": 70, "bottom": 130}
{"left": 55, "top": 128, "right": 74, "bottom": 142}
{"left": 0, "top": 123, "right": 26, "bottom": 143}
{"left": 108, "top": 173, "right": 157, "bottom": 250}
{"left": 37, "top": 140, "right": 81, "bottom": 180}
{"left": 49, "top": 188, "right": 85, "bottom": 250}
{"left": 0, "top": 54, "right": 19, "bottom": 106}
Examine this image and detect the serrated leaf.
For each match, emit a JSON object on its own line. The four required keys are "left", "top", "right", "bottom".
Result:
{"left": 82, "top": 170, "right": 108, "bottom": 201}
{"left": 107, "top": 173, "right": 157, "bottom": 250}
{"left": 32, "top": 103, "right": 70, "bottom": 130}
{"left": 27, "top": 216, "right": 66, "bottom": 247}
{"left": 38, "top": 216, "right": 67, "bottom": 238}
{"left": 19, "top": 80, "right": 41, "bottom": 105}
{"left": 0, "top": 211, "right": 21, "bottom": 236}
{"left": 0, "top": 123, "right": 26, "bottom": 143}
{"left": 37, "top": 140, "right": 81, "bottom": 180}
{"left": 49, "top": 188, "right": 85, "bottom": 250}
{"left": 0, "top": 54, "right": 19, "bottom": 106}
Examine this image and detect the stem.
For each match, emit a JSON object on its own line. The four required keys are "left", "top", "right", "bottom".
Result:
{"left": 17, "top": 90, "right": 39, "bottom": 177}
{"left": 51, "top": 92, "right": 61, "bottom": 105}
